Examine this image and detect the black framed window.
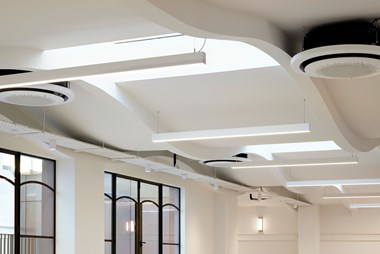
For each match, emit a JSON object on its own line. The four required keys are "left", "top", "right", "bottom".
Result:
{"left": 104, "top": 172, "right": 180, "bottom": 254}
{"left": 0, "top": 148, "right": 55, "bottom": 254}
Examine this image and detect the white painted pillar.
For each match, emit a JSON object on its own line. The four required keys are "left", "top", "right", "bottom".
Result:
{"left": 215, "top": 192, "right": 238, "bottom": 254}
{"left": 298, "top": 205, "right": 320, "bottom": 254}
{"left": 56, "top": 151, "right": 105, "bottom": 254}
{"left": 74, "top": 152, "right": 105, "bottom": 254}
{"left": 56, "top": 158, "right": 76, "bottom": 254}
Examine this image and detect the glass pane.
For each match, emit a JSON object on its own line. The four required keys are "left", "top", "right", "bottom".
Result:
{"left": 20, "top": 237, "right": 53, "bottom": 254}
{"left": 104, "top": 173, "right": 112, "bottom": 196}
{"left": 116, "top": 198, "right": 136, "bottom": 254}
{"left": 20, "top": 184, "right": 54, "bottom": 237}
{"left": 105, "top": 241, "right": 112, "bottom": 254}
{"left": 163, "top": 244, "right": 180, "bottom": 254}
{"left": 163, "top": 206, "right": 180, "bottom": 244}
{"left": 0, "top": 153, "right": 15, "bottom": 235}
{"left": 140, "top": 182, "right": 159, "bottom": 203}
{"left": 104, "top": 196, "right": 112, "bottom": 240}
{"left": 0, "top": 233, "right": 14, "bottom": 254}
{"left": 20, "top": 155, "right": 55, "bottom": 189}
{"left": 117, "top": 178, "right": 137, "bottom": 200}
{"left": 142, "top": 202, "right": 159, "bottom": 254}
{"left": 0, "top": 152, "right": 15, "bottom": 180}
{"left": 162, "top": 186, "right": 179, "bottom": 207}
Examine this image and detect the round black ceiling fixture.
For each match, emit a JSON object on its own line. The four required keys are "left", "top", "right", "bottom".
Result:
{"left": 0, "top": 69, "right": 74, "bottom": 106}
{"left": 200, "top": 153, "right": 250, "bottom": 167}
{"left": 291, "top": 20, "right": 380, "bottom": 79}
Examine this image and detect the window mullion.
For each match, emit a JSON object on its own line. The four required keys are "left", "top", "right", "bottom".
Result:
{"left": 15, "top": 153, "right": 21, "bottom": 254}
{"left": 111, "top": 174, "right": 117, "bottom": 254}
{"left": 159, "top": 185, "right": 163, "bottom": 254}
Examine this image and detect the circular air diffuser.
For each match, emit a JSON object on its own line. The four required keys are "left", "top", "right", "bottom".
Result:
{"left": 201, "top": 154, "right": 250, "bottom": 168}
{"left": 291, "top": 45, "right": 380, "bottom": 79}
{"left": 0, "top": 69, "right": 74, "bottom": 106}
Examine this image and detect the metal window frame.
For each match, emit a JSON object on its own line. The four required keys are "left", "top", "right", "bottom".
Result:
{"left": 0, "top": 147, "right": 56, "bottom": 254}
{"left": 104, "top": 171, "right": 181, "bottom": 254}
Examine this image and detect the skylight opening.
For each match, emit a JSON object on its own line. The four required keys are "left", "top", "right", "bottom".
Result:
{"left": 42, "top": 33, "right": 279, "bottom": 82}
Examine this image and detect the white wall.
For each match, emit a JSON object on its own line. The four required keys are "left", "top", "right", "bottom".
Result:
{"left": 320, "top": 205, "right": 380, "bottom": 254}
{"left": 237, "top": 206, "right": 298, "bottom": 254}
{"left": 237, "top": 204, "right": 380, "bottom": 254}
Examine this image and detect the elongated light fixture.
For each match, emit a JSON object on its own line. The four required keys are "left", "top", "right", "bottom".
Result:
{"left": 257, "top": 217, "right": 263, "bottom": 232}
{"left": 231, "top": 156, "right": 358, "bottom": 169}
{"left": 152, "top": 123, "right": 310, "bottom": 143}
{"left": 0, "top": 52, "right": 206, "bottom": 89}
{"left": 323, "top": 193, "right": 380, "bottom": 199}
{"left": 350, "top": 203, "right": 380, "bottom": 209}
{"left": 287, "top": 178, "right": 380, "bottom": 188}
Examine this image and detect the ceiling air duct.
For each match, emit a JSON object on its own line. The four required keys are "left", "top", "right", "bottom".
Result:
{"left": 291, "top": 19, "right": 380, "bottom": 79}
{"left": 0, "top": 69, "right": 74, "bottom": 106}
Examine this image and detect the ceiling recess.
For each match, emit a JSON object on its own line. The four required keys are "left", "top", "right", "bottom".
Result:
{"left": 0, "top": 69, "right": 74, "bottom": 106}
{"left": 291, "top": 20, "right": 380, "bottom": 79}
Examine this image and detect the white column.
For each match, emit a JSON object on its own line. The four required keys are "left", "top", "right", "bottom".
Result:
{"left": 74, "top": 152, "right": 105, "bottom": 254}
{"left": 56, "top": 151, "right": 105, "bottom": 254}
{"left": 298, "top": 205, "right": 320, "bottom": 254}
{"left": 215, "top": 192, "right": 238, "bottom": 254}
{"left": 56, "top": 158, "right": 76, "bottom": 254}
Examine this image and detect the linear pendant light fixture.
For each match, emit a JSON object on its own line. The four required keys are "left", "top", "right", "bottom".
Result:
{"left": 350, "top": 203, "right": 380, "bottom": 209}
{"left": 287, "top": 178, "right": 380, "bottom": 188}
{"left": 0, "top": 52, "right": 206, "bottom": 89}
{"left": 231, "top": 156, "right": 358, "bottom": 169}
{"left": 152, "top": 123, "right": 310, "bottom": 143}
{"left": 323, "top": 193, "right": 380, "bottom": 199}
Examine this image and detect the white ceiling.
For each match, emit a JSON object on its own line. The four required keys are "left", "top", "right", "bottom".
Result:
{"left": 0, "top": 0, "right": 172, "bottom": 49}
{"left": 203, "top": 0, "right": 380, "bottom": 33}
{"left": 0, "top": 0, "right": 380, "bottom": 207}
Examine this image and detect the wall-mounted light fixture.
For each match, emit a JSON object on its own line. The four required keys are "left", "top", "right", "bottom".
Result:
{"left": 258, "top": 217, "right": 263, "bottom": 232}
{"left": 126, "top": 220, "right": 135, "bottom": 232}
